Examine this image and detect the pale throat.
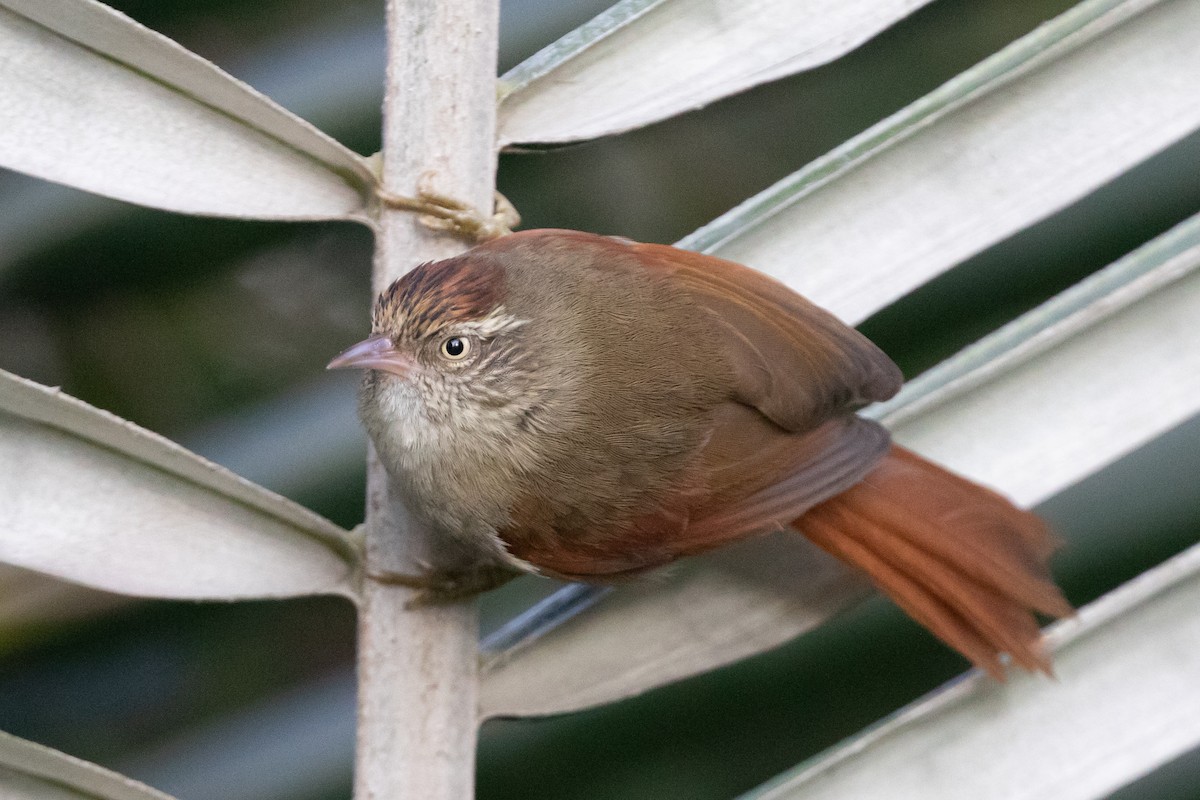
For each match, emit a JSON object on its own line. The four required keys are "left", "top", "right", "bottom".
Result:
{"left": 367, "top": 305, "right": 531, "bottom": 462}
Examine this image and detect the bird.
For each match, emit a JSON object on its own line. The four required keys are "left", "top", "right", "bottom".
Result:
{"left": 328, "top": 228, "right": 1072, "bottom": 679}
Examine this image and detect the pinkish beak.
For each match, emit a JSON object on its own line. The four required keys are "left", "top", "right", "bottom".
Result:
{"left": 327, "top": 335, "right": 416, "bottom": 378}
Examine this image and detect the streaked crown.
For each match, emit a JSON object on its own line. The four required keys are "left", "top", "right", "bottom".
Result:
{"left": 373, "top": 255, "right": 507, "bottom": 341}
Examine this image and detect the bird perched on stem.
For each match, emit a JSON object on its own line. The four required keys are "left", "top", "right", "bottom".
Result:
{"left": 329, "top": 229, "right": 1071, "bottom": 679}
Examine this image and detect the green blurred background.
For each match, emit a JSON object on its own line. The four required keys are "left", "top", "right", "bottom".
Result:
{"left": 1, "top": 0, "right": 1198, "bottom": 798}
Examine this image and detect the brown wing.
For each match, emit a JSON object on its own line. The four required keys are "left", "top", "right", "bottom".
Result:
{"left": 631, "top": 242, "right": 903, "bottom": 433}
{"left": 501, "top": 233, "right": 900, "bottom": 580}
{"left": 504, "top": 412, "right": 891, "bottom": 580}
{"left": 672, "top": 409, "right": 892, "bottom": 555}
{"left": 625, "top": 244, "right": 902, "bottom": 563}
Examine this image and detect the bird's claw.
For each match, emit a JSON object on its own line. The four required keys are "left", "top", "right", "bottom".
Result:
{"left": 376, "top": 173, "right": 519, "bottom": 242}
{"left": 365, "top": 563, "right": 518, "bottom": 609}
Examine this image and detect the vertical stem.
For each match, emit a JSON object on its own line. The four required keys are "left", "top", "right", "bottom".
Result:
{"left": 356, "top": 1, "right": 499, "bottom": 798}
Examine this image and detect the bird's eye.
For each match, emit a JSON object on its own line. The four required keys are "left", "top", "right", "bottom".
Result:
{"left": 439, "top": 336, "right": 471, "bottom": 360}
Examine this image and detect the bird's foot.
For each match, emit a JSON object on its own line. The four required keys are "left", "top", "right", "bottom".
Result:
{"left": 376, "top": 172, "right": 520, "bottom": 242}
{"left": 366, "top": 562, "right": 518, "bottom": 608}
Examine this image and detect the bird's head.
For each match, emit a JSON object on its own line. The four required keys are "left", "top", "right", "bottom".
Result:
{"left": 328, "top": 253, "right": 534, "bottom": 428}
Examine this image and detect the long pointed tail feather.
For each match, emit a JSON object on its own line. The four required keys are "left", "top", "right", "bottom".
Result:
{"left": 796, "top": 446, "right": 1071, "bottom": 679}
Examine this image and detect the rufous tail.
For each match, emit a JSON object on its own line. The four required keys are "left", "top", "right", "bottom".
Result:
{"left": 796, "top": 446, "right": 1072, "bottom": 679}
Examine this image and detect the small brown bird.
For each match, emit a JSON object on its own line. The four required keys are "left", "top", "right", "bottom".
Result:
{"left": 329, "top": 229, "right": 1071, "bottom": 678}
